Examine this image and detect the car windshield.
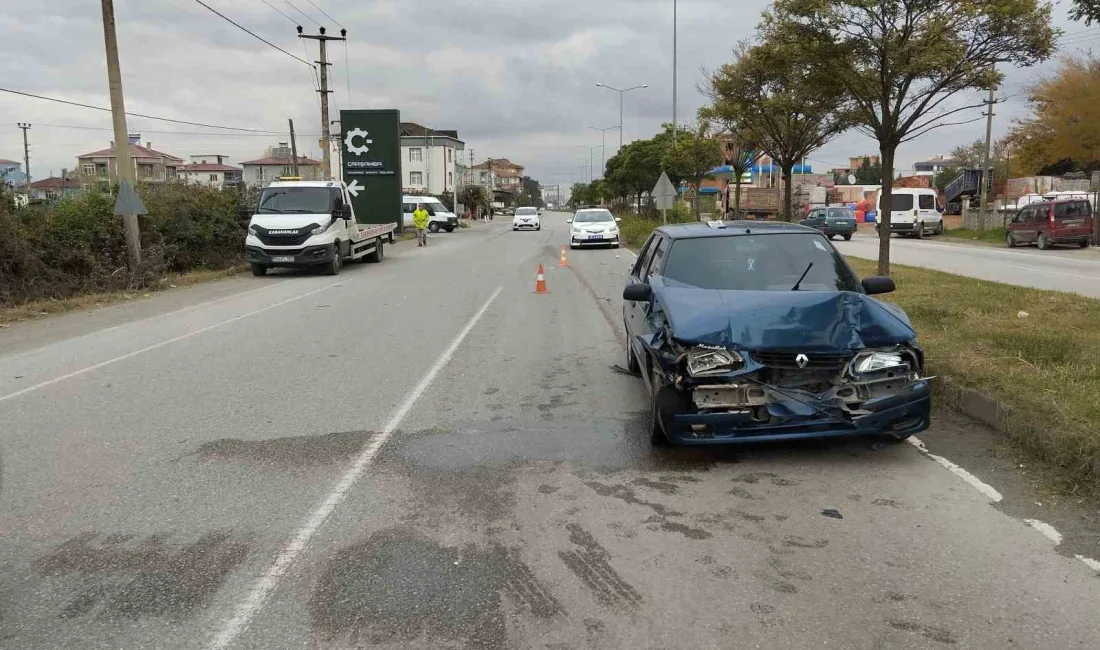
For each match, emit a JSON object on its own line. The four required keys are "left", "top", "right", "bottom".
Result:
{"left": 257, "top": 187, "right": 338, "bottom": 214}
{"left": 575, "top": 210, "right": 614, "bottom": 223}
{"left": 661, "top": 233, "right": 862, "bottom": 292}
{"left": 827, "top": 208, "right": 854, "bottom": 219}
{"left": 516, "top": 208, "right": 538, "bottom": 215}
{"left": 426, "top": 201, "right": 448, "bottom": 213}
{"left": 888, "top": 194, "right": 914, "bottom": 211}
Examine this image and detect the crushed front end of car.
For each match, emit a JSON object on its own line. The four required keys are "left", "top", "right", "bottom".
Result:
{"left": 640, "top": 282, "right": 932, "bottom": 445}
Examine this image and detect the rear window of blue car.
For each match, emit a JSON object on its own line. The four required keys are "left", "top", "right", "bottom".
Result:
{"left": 661, "top": 233, "right": 862, "bottom": 292}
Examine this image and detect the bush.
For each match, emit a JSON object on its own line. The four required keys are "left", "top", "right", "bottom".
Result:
{"left": 0, "top": 182, "right": 245, "bottom": 307}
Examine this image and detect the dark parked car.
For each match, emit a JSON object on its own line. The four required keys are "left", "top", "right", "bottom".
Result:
{"left": 622, "top": 221, "right": 931, "bottom": 446}
{"left": 1006, "top": 198, "right": 1093, "bottom": 250}
{"left": 800, "top": 206, "right": 858, "bottom": 240}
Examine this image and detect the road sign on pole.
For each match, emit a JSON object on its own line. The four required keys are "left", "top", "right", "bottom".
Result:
{"left": 652, "top": 171, "right": 676, "bottom": 223}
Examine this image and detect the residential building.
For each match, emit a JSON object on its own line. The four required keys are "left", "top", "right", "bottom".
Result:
{"left": 0, "top": 159, "right": 27, "bottom": 187}
{"left": 913, "top": 154, "right": 957, "bottom": 177}
{"left": 240, "top": 143, "right": 323, "bottom": 188}
{"left": 471, "top": 158, "right": 524, "bottom": 191}
{"left": 76, "top": 134, "right": 184, "bottom": 187}
{"left": 177, "top": 154, "right": 243, "bottom": 189}
{"left": 29, "top": 176, "right": 82, "bottom": 202}
{"left": 400, "top": 122, "right": 464, "bottom": 196}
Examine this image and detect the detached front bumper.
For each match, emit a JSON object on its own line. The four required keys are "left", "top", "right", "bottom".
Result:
{"left": 656, "top": 378, "right": 931, "bottom": 446}
{"left": 246, "top": 245, "right": 333, "bottom": 267}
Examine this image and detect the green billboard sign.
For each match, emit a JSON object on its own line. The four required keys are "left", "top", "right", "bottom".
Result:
{"left": 340, "top": 109, "right": 402, "bottom": 229}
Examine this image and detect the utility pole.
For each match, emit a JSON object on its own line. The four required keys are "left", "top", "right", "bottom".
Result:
{"left": 331, "top": 119, "right": 342, "bottom": 174}
{"left": 17, "top": 123, "right": 30, "bottom": 197}
{"left": 101, "top": 0, "right": 141, "bottom": 267}
{"left": 298, "top": 26, "right": 346, "bottom": 180}
{"left": 288, "top": 119, "right": 300, "bottom": 176}
{"left": 978, "top": 64, "right": 996, "bottom": 231}
{"left": 672, "top": 0, "right": 677, "bottom": 148}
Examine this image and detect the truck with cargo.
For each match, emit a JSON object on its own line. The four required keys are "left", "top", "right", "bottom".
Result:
{"left": 245, "top": 179, "right": 396, "bottom": 276}
{"left": 724, "top": 186, "right": 781, "bottom": 220}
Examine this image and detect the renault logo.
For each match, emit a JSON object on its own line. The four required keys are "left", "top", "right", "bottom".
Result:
{"left": 795, "top": 353, "right": 809, "bottom": 369}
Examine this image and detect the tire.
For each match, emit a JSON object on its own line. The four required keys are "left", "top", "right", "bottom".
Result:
{"left": 444, "top": 226, "right": 455, "bottom": 233}
{"left": 915, "top": 221, "right": 924, "bottom": 239}
{"left": 428, "top": 222, "right": 440, "bottom": 233}
{"left": 367, "top": 239, "right": 384, "bottom": 263}
{"left": 1080, "top": 238, "right": 1091, "bottom": 249}
{"left": 1006, "top": 232, "right": 1018, "bottom": 248}
{"left": 325, "top": 246, "right": 342, "bottom": 275}
{"left": 827, "top": 234, "right": 836, "bottom": 240}
{"left": 843, "top": 233, "right": 852, "bottom": 241}
{"left": 935, "top": 220, "right": 944, "bottom": 235}
{"left": 1037, "top": 232, "right": 1051, "bottom": 250}
{"left": 250, "top": 263, "right": 267, "bottom": 277}
{"left": 625, "top": 330, "right": 640, "bottom": 374}
{"left": 649, "top": 366, "right": 669, "bottom": 446}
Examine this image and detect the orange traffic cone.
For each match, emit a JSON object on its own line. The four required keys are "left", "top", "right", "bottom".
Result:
{"left": 559, "top": 246, "right": 569, "bottom": 267}
{"left": 535, "top": 264, "right": 549, "bottom": 294}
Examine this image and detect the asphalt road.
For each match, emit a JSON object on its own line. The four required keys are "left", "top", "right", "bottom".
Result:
{"left": 843, "top": 229, "right": 1100, "bottom": 297}
{"left": 2, "top": 213, "right": 1099, "bottom": 649}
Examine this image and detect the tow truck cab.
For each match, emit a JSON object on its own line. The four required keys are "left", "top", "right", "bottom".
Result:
{"left": 245, "top": 179, "right": 395, "bottom": 276}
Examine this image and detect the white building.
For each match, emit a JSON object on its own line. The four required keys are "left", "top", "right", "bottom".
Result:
{"left": 177, "top": 154, "right": 243, "bottom": 189}
{"left": 400, "top": 122, "right": 464, "bottom": 196}
{"left": 913, "top": 155, "right": 958, "bottom": 177}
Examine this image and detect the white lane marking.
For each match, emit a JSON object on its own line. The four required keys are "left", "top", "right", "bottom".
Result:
{"left": 0, "top": 282, "right": 337, "bottom": 405}
{"left": 1023, "top": 519, "right": 1063, "bottom": 545}
{"left": 1076, "top": 555, "right": 1100, "bottom": 572}
{"left": 205, "top": 285, "right": 504, "bottom": 650}
{"left": 907, "top": 436, "right": 1004, "bottom": 502}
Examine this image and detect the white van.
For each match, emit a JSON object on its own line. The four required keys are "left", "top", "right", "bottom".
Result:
{"left": 401, "top": 195, "right": 459, "bottom": 232}
{"left": 878, "top": 188, "right": 943, "bottom": 238}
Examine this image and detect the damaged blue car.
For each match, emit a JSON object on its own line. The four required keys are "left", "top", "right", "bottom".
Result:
{"left": 623, "top": 221, "right": 931, "bottom": 446}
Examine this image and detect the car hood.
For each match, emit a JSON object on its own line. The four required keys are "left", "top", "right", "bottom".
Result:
{"left": 650, "top": 278, "right": 916, "bottom": 352}
{"left": 249, "top": 213, "right": 330, "bottom": 230}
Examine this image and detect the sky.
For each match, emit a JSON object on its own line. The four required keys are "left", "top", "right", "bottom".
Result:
{"left": 0, "top": 0, "right": 1096, "bottom": 188}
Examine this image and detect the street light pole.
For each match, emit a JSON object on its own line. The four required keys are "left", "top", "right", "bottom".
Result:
{"left": 588, "top": 126, "right": 618, "bottom": 179}
{"left": 595, "top": 83, "right": 648, "bottom": 150}
{"left": 579, "top": 145, "right": 599, "bottom": 184}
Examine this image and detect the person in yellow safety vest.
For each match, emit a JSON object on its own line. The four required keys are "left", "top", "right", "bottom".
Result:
{"left": 412, "top": 203, "right": 430, "bottom": 247}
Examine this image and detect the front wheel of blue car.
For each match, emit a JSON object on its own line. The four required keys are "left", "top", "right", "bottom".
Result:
{"left": 649, "top": 366, "right": 669, "bottom": 446}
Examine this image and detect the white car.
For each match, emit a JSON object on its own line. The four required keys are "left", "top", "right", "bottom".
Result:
{"left": 513, "top": 207, "right": 541, "bottom": 230}
{"left": 568, "top": 208, "right": 622, "bottom": 249}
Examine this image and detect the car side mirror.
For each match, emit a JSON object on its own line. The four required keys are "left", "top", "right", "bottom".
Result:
{"left": 862, "top": 276, "right": 896, "bottom": 295}
{"left": 339, "top": 205, "right": 352, "bottom": 220}
{"left": 623, "top": 283, "right": 653, "bottom": 302}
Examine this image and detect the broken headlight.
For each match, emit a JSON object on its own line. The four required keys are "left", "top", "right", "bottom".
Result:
{"left": 686, "top": 346, "right": 744, "bottom": 377}
{"left": 852, "top": 350, "right": 906, "bottom": 374}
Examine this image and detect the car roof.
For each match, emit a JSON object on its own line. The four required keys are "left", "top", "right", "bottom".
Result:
{"left": 575, "top": 207, "right": 611, "bottom": 212}
{"left": 655, "top": 220, "right": 819, "bottom": 240}
{"left": 266, "top": 180, "right": 340, "bottom": 188}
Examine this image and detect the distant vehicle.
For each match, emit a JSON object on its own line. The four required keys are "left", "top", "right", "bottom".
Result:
{"left": 800, "top": 206, "right": 857, "bottom": 241}
{"left": 401, "top": 195, "right": 458, "bottom": 232}
{"left": 568, "top": 208, "right": 622, "bottom": 248}
{"left": 621, "top": 220, "right": 930, "bottom": 446}
{"left": 246, "top": 180, "right": 395, "bottom": 276}
{"left": 513, "top": 207, "right": 541, "bottom": 231}
{"left": 877, "top": 188, "right": 943, "bottom": 238}
{"left": 1006, "top": 198, "right": 1093, "bottom": 250}
{"left": 727, "top": 187, "right": 781, "bottom": 220}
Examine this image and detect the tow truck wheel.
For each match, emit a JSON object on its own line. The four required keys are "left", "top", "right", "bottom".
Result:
{"left": 250, "top": 263, "right": 267, "bottom": 277}
{"left": 325, "top": 246, "right": 342, "bottom": 275}
{"left": 367, "top": 239, "right": 384, "bottom": 263}
{"left": 428, "top": 222, "right": 440, "bottom": 233}
{"left": 649, "top": 366, "right": 669, "bottom": 446}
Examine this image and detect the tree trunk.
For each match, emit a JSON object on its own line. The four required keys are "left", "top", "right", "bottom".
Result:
{"left": 781, "top": 165, "right": 794, "bottom": 222}
{"left": 733, "top": 177, "right": 743, "bottom": 217}
{"left": 877, "top": 146, "right": 896, "bottom": 276}
{"left": 693, "top": 176, "right": 702, "bottom": 220}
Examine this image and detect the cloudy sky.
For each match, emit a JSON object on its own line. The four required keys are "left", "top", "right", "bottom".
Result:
{"left": 1, "top": 0, "right": 1095, "bottom": 187}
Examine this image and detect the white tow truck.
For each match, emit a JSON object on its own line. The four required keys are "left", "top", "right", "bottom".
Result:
{"left": 245, "top": 179, "right": 397, "bottom": 276}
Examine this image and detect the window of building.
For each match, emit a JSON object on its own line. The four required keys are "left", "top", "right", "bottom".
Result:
{"left": 256, "top": 167, "right": 265, "bottom": 180}
{"left": 409, "top": 148, "right": 423, "bottom": 162}
{"left": 446, "top": 148, "right": 452, "bottom": 163}
{"left": 209, "top": 174, "right": 218, "bottom": 182}
{"left": 410, "top": 171, "right": 423, "bottom": 185}
{"left": 448, "top": 172, "right": 453, "bottom": 188}
{"left": 82, "top": 164, "right": 95, "bottom": 176}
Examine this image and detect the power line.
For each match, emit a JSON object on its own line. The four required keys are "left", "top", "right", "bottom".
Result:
{"left": 284, "top": 0, "right": 321, "bottom": 26}
{"left": 192, "top": 0, "right": 314, "bottom": 68}
{"left": 259, "top": 0, "right": 297, "bottom": 24}
{"left": 0, "top": 122, "right": 317, "bottom": 137}
{"left": 304, "top": 0, "right": 342, "bottom": 28}
{"left": 0, "top": 87, "right": 286, "bottom": 133}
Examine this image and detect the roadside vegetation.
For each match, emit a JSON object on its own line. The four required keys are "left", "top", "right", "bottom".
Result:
{"left": 846, "top": 257, "right": 1100, "bottom": 490}
{"left": 0, "top": 183, "right": 246, "bottom": 311}
{"left": 941, "top": 227, "right": 1009, "bottom": 245}
{"left": 616, "top": 205, "right": 696, "bottom": 249}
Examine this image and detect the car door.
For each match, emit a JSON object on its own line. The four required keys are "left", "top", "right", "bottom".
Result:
{"left": 1025, "top": 204, "right": 1047, "bottom": 243}
{"left": 1055, "top": 201, "right": 1090, "bottom": 240}
{"left": 1007, "top": 205, "right": 1029, "bottom": 242}
{"left": 625, "top": 234, "right": 659, "bottom": 339}
{"left": 800, "top": 209, "right": 822, "bottom": 230}
{"left": 625, "top": 234, "right": 668, "bottom": 377}
{"left": 917, "top": 193, "right": 941, "bottom": 231}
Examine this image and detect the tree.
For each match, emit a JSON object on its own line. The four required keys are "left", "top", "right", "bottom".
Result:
{"left": 705, "top": 41, "right": 850, "bottom": 222}
{"left": 661, "top": 122, "right": 723, "bottom": 219}
{"left": 459, "top": 186, "right": 488, "bottom": 216}
{"left": 1070, "top": 0, "right": 1100, "bottom": 25}
{"left": 1007, "top": 55, "right": 1100, "bottom": 175}
{"left": 697, "top": 104, "right": 764, "bottom": 218}
{"left": 604, "top": 128, "right": 677, "bottom": 214}
{"left": 518, "top": 176, "right": 543, "bottom": 207}
{"left": 762, "top": 0, "right": 1058, "bottom": 274}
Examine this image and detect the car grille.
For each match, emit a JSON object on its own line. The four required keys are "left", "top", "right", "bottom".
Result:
{"left": 256, "top": 232, "right": 313, "bottom": 246}
{"left": 752, "top": 351, "right": 852, "bottom": 371}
